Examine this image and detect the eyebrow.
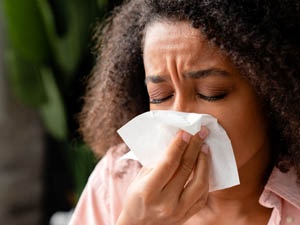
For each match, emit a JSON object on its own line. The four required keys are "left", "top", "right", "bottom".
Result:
{"left": 145, "top": 75, "right": 171, "bottom": 84}
{"left": 145, "top": 68, "right": 231, "bottom": 84}
{"left": 184, "top": 68, "right": 231, "bottom": 79}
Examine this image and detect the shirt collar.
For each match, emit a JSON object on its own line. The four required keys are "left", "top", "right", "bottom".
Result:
{"left": 260, "top": 167, "right": 300, "bottom": 210}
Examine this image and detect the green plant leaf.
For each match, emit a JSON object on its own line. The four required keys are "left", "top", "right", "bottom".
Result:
{"left": 39, "top": 67, "right": 68, "bottom": 140}
{"left": 2, "top": 0, "right": 50, "bottom": 63}
{"left": 37, "top": 0, "right": 99, "bottom": 77}
{"left": 5, "top": 50, "right": 47, "bottom": 107}
{"left": 97, "top": 0, "right": 108, "bottom": 9}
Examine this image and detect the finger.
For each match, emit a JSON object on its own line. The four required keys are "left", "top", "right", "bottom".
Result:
{"left": 162, "top": 128, "right": 207, "bottom": 195}
{"left": 179, "top": 145, "right": 210, "bottom": 209}
{"left": 145, "top": 130, "right": 191, "bottom": 191}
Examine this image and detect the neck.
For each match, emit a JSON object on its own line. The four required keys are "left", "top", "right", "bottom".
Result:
{"left": 191, "top": 143, "right": 273, "bottom": 224}
{"left": 209, "top": 158, "right": 272, "bottom": 213}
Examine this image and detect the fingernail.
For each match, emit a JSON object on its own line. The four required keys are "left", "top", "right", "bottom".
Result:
{"left": 201, "top": 144, "right": 209, "bottom": 154}
{"left": 182, "top": 131, "right": 192, "bottom": 143}
{"left": 199, "top": 126, "right": 209, "bottom": 139}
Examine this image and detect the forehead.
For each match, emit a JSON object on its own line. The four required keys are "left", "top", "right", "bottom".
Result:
{"left": 144, "top": 20, "right": 214, "bottom": 52}
{"left": 143, "top": 20, "right": 227, "bottom": 72}
{"left": 145, "top": 20, "right": 201, "bottom": 41}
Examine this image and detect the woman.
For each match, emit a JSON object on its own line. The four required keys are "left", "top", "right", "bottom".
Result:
{"left": 69, "top": 0, "right": 300, "bottom": 224}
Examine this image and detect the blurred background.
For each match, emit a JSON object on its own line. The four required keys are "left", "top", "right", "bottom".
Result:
{"left": 0, "top": 0, "right": 122, "bottom": 224}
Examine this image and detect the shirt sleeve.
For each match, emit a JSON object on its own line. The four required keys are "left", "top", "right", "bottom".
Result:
{"left": 68, "top": 144, "right": 141, "bottom": 225}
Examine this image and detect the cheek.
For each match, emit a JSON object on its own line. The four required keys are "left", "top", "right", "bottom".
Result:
{"left": 217, "top": 90, "right": 268, "bottom": 169}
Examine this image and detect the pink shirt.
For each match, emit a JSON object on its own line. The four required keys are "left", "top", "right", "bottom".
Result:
{"left": 69, "top": 144, "right": 300, "bottom": 225}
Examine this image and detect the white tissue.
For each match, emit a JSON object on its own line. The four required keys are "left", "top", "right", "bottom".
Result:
{"left": 117, "top": 110, "right": 240, "bottom": 192}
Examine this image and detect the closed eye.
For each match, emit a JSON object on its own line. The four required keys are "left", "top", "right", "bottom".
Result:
{"left": 149, "top": 95, "right": 173, "bottom": 104}
{"left": 149, "top": 93, "right": 227, "bottom": 104}
{"left": 197, "top": 93, "right": 227, "bottom": 102}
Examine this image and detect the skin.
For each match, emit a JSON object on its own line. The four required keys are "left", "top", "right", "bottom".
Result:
{"left": 117, "top": 21, "right": 273, "bottom": 225}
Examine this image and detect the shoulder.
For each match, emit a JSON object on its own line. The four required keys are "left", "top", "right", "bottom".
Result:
{"left": 69, "top": 143, "right": 142, "bottom": 225}
{"left": 88, "top": 143, "right": 142, "bottom": 190}
{"left": 87, "top": 143, "right": 142, "bottom": 213}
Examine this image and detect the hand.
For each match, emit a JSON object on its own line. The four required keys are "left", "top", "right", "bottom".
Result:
{"left": 117, "top": 127, "right": 210, "bottom": 225}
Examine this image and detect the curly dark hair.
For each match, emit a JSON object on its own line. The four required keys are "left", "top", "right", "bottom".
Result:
{"left": 79, "top": 0, "right": 300, "bottom": 179}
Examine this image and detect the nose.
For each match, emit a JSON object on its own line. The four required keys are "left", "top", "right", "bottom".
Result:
{"left": 171, "top": 94, "right": 198, "bottom": 113}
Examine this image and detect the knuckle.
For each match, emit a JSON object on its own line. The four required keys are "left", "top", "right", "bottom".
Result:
{"left": 197, "top": 156, "right": 209, "bottom": 178}
{"left": 172, "top": 147, "right": 185, "bottom": 161}
{"left": 135, "top": 188, "right": 152, "bottom": 204}
{"left": 199, "top": 152, "right": 208, "bottom": 163}
{"left": 197, "top": 152, "right": 208, "bottom": 168}
{"left": 163, "top": 156, "right": 181, "bottom": 171}
{"left": 198, "top": 190, "right": 209, "bottom": 203}
{"left": 191, "top": 135, "right": 203, "bottom": 147}
{"left": 196, "top": 179, "right": 208, "bottom": 191}
{"left": 173, "top": 138, "right": 187, "bottom": 153}
{"left": 195, "top": 196, "right": 207, "bottom": 209}
{"left": 155, "top": 204, "right": 175, "bottom": 219}
{"left": 187, "top": 200, "right": 205, "bottom": 218}
{"left": 181, "top": 161, "right": 194, "bottom": 174}
{"left": 183, "top": 154, "right": 196, "bottom": 166}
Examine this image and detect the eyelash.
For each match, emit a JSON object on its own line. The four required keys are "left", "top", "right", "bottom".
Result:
{"left": 149, "top": 93, "right": 227, "bottom": 104}
{"left": 197, "top": 93, "right": 227, "bottom": 102}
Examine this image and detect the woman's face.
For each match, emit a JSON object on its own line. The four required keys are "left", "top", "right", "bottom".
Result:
{"left": 143, "top": 21, "right": 270, "bottom": 169}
